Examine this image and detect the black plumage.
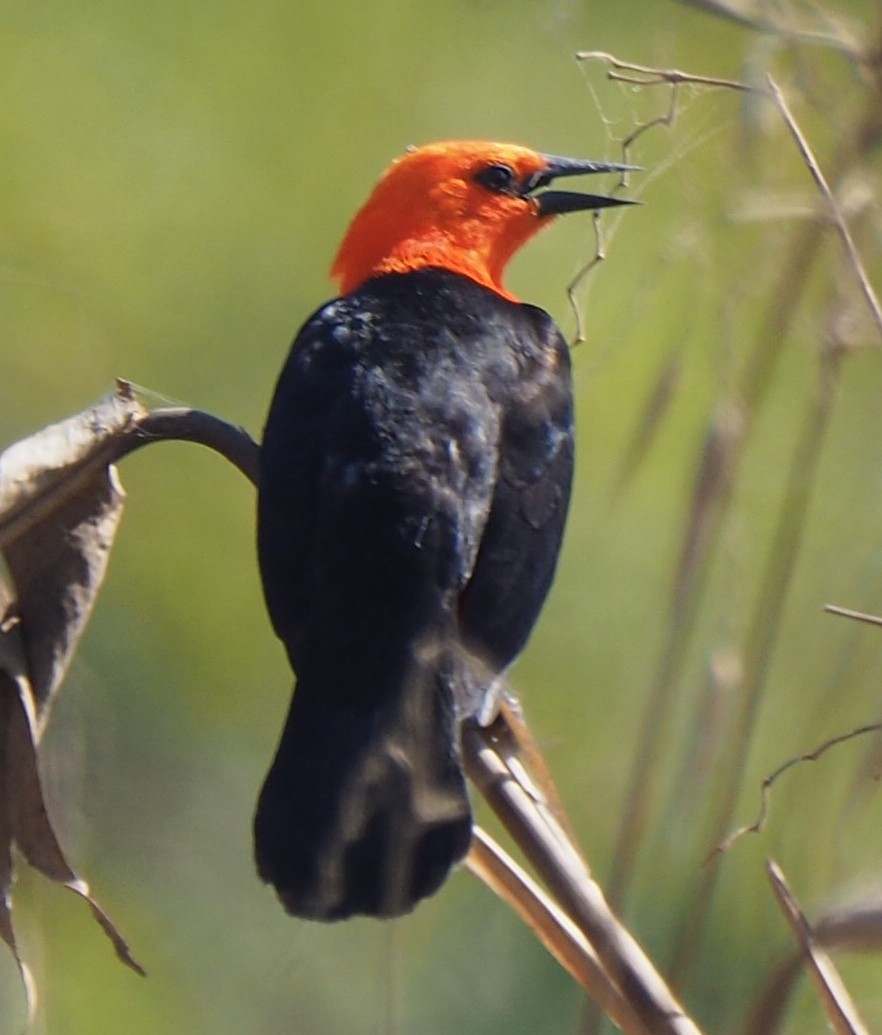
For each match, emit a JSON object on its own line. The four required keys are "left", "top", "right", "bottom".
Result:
{"left": 255, "top": 267, "right": 574, "bottom": 920}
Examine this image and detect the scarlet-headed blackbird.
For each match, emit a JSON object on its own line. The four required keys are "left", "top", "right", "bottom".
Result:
{"left": 255, "top": 141, "right": 634, "bottom": 919}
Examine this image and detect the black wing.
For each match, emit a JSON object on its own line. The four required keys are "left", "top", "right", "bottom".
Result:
{"left": 458, "top": 302, "right": 574, "bottom": 684}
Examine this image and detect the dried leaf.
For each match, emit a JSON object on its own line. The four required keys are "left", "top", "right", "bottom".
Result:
{"left": 0, "top": 385, "right": 259, "bottom": 1007}
{"left": 0, "top": 388, "right": 142, "bottom": 727}
{"left": 6, "top": 467, "right": 124, "bottom": 730}
{"left": 0, "top": 598, "right": 38, "bottom": 1023}
{"left": 1, "top": 647, "right": 144, "bottom": 972}
{"left": 0, "top": 387, "right": 140, "bottom": 542}
{"left": 0, "top": 393, "right": 148, "bottom": 1006}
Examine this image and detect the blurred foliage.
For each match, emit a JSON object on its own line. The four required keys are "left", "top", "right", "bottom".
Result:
{"left": 2, "top": 0, "right": 882, "bottom": 1032}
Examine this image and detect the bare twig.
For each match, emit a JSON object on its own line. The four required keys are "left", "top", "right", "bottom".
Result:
{"left": 466, "top": 828, "right": 649, "bottom": 1034}
{"left": 114, "top": 380, "right": 259, "bottom": 485}
{"left": 710, "top": 724, "right": 882, "bottom": 857}
{"left": 621, "top": 81, "right": 680, "bottom": 153}
{"left": 495, "top": 697, "right": 579, "bottom": 843}
{"left": 766, "top": 77, "right": 882, "bottom": 343}
{"left": 578, "top": 57, "right": 882, "bottom": 347}
{"left": 824, "top": 604, "right": 882, "bottom": 627}
{"left": 567, "top": 212, "right": 609, "bottom": 346}
{"left": 576, "top": 51, "right": 755, "bottom": 93}
{"left": 767, "top": 861, "right": 871, "bottom": 1035}
{"left": 462, "top": 718, "right": 703, "bottom": 1035}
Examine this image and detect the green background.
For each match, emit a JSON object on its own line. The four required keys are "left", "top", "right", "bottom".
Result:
{"left": 2, "top": 0, "right": 882, "bottom": 1032}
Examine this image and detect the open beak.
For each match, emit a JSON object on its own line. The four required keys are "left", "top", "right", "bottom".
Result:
{"left": 525, "top": 153, "right": 640, "bottom": 217}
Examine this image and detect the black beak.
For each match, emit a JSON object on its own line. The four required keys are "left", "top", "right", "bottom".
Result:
{"left": 526, "top": 153, "right": 639, "bottom": 217}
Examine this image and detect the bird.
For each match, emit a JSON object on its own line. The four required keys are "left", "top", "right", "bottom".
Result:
{"left": 254, "top": 140, "right": 635, "bottom": 921}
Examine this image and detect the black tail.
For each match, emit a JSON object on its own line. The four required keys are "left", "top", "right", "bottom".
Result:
{"left": 253, "top": 655, "right": 473, "bottom": 920}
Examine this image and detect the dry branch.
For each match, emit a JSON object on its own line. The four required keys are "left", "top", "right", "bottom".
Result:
{"left": 765, "top": 77, "right": 882, "bottom": 342}
{"left": 466, "top": 828, "right": 649, "bottom": 1034}
{"left": 711, "top": 724, "right": 882, "bottom": 857}
{"left": 463, "top": 718, "right": 703, "bottom": 1035}
{"left": 767, "top": 861, "right": 870, "bottom": 1035}
{"left": 824, "top": 603, "right": 882, "bottom": 628}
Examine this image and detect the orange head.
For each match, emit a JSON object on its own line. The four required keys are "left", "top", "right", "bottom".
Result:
{"left": 330, "top": 141, "right": 636, "bottom": 301}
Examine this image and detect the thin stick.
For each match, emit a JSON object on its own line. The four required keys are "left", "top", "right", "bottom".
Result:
{"left": 767, "top": 861, "right": 871, "bottom": 1035}
{"left": 824, "top": 604, "right": 882, "bottom": 627}
{"left": 766, "top": 77, "right": 882, "bottom": 342}
{"left": 567, "top": 212, "right": 607, "bottom": 345}
{"left": 710, "top": 724, "right": 882, "bottom": 857}
{"left": 123, "top": 406, "right": 260, "bottom": 485}
{"left": 576, "top": 51, "right": 754, "bottom": 93}
{"left": 466, "top": 829, "right": 649, "bottom": 1034}
{"left": 462, "top": 720, "right": 703, "bottom": 1035}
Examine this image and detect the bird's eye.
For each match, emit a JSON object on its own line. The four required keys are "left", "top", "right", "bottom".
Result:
{"left": 474, "top": 163, "right": 518, "bottom": 196}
